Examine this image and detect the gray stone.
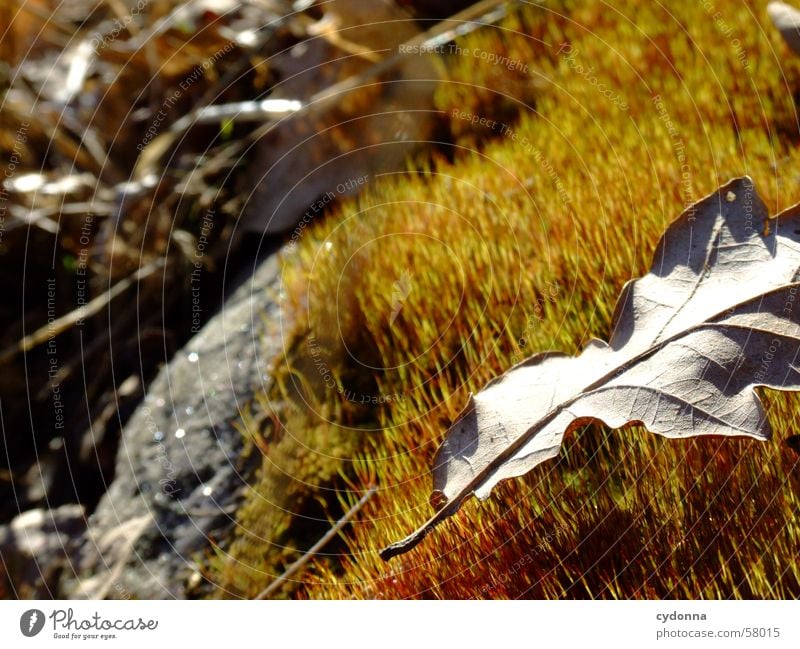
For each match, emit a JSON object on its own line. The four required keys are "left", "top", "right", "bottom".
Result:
{"left": 61, "top": 253, "right": 286, "bottom": 598}
{"left": 241, "top": 0, "right": 441, "bottom": 235}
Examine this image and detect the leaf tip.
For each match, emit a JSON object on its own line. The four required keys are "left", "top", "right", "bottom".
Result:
{"left": 379, "top": 527, "right": 427, "bottom": 562}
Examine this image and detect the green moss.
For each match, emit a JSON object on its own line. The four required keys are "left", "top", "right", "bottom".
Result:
{"left": 209, "top": 0, "right": 800, "bottom": 598}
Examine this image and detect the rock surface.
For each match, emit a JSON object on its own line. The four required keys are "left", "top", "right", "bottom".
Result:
{"left": 60, "top": 253, "right": 286, "bottom": 599}
{"left": 242, "top": 0, "right": 442, "bottom": 235}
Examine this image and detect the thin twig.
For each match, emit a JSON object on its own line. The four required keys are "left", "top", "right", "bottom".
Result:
{"left": 135, "top": 0, "right": 519, "bottom": 178}
{"left": 306, "top": 0, "right": 518, "bottom": 107}
{"left": 255, "top": 485, "right": 378, "bottom": 600}
{"left": 0, "top": 258, "right": 165, "bottom": 365}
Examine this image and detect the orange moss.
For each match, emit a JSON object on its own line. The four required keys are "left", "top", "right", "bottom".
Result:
{"left": 212, "top": 0, "right": 800, "bottom": 599}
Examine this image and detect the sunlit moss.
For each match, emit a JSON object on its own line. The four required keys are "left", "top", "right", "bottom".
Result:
{"left": 209, "top": 0, "right": 800, "bottom": 598}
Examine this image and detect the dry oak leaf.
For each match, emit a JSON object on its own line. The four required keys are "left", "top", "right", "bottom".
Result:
{"left": 382, "top": 177, "right": 800, "bottom": 560}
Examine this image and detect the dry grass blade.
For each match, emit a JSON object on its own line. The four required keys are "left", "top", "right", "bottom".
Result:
{"left": 178, "top": 0, "right": 519, "bottom": 184}
{"left": 255, "top": 485, "right": 377, "bottom": 600}
{"left": 0, "top": 259, "right": 165, "bottom": 365}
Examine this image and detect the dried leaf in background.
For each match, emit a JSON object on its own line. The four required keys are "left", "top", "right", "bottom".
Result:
{"left": 241, "top": 0, "right": 443, "bottom": 234}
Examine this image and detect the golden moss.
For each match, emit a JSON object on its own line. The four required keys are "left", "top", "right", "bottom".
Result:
{"left": 210, "top": 0, "right": 800, "bottom": 598}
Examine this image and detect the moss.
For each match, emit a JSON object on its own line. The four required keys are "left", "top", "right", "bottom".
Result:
{"left": 209, "top": 0, "right": 800, "bottom": 598}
